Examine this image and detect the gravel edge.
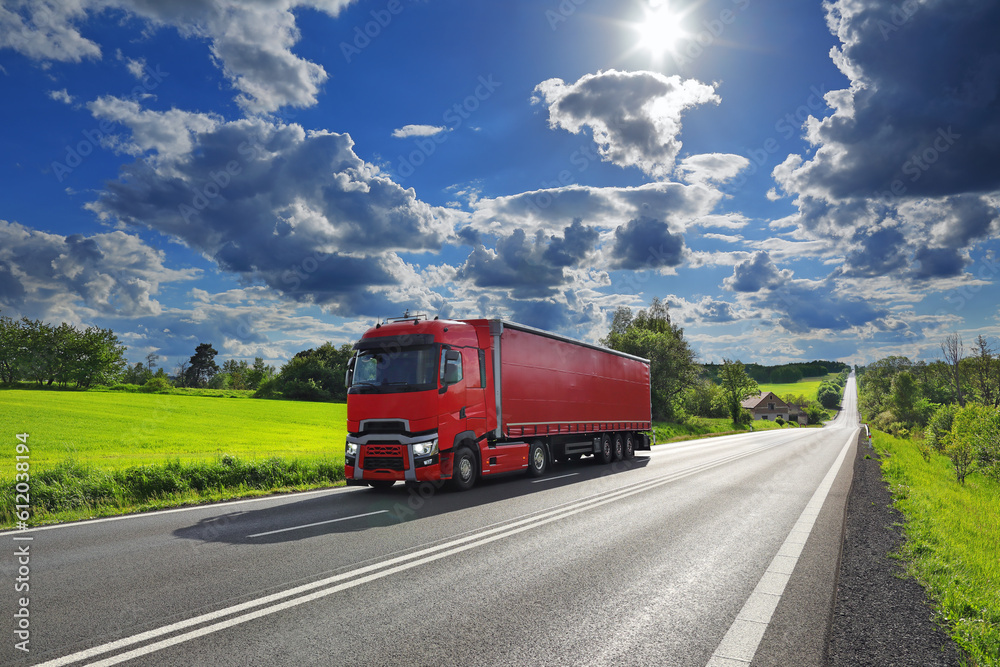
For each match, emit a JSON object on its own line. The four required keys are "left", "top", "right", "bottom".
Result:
{"left": 826, "top": 433, "right": 964, "bottom": 666}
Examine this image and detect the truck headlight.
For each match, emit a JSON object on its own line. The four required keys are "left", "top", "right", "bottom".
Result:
{"left": 412, "top": 439, "right": 438, "bottom": 457}
{"left": 346, "top": 441, "right": 358, "bottom": 457}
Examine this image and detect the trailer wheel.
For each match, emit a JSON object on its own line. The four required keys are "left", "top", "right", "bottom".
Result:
{"left": 612, "top": 433, "right": 625, "bottom": 461}
{"left": 623, "top": 432, "right": 635, "bottom": 460}
{"left": 596, "top": 434, "right": 613, "bottom": 464}
{"left": 527, "top": 440, "right": 548, "bottom": 477}
{"left": 368, "top": 480, "right": 395, "bottom": 491}
{"left": 451, "top": 447, "right": 477, "bottom": 491}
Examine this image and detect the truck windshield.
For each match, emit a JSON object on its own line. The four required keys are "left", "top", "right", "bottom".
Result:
{"left": 349, "top": 345, "right": 438, "bottom": 394}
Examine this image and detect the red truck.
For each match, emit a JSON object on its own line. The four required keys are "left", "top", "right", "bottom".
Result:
{"left": 345, "top": 315, "right": 652, "bottom": 490}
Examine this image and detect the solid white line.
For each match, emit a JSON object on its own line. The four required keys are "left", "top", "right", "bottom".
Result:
{"left": 0, "top": 486, "right": 348, "bottom": 536}
{"left": 246, "top": 510, "right": 388, "bottom": 538}
{"left": 705, "top": 427, "right": 858, "bottom": 667}
{"left": 37, "top": 437, "right": 794, "bottom": 667}
{"left": 531, "top": 473, "right": 579, "bottom": 483}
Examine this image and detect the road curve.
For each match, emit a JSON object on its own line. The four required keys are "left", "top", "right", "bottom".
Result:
{"left": 4, "top": 377, "right": 861, "bottom": 666}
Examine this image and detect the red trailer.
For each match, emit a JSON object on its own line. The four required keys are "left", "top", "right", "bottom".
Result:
{"left": 345, "top": 316, "right": 652, "bottom": 490}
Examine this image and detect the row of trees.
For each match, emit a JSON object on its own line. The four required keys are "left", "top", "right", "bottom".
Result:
{"left": 858, "top": 333, "right": 1000, "bottom": 483}
{"left": 0, "top": 315, "right": 127, "bottom": 388}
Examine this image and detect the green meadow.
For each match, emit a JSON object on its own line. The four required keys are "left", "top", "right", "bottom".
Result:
{"left": 757, "top": 372, "right": 840, "bottom": 401}
{"left": 1, "top": 389, "right": 345, "bottom": 470}
{"left": 1, "top": 390, "right": 346, "bottom": 526}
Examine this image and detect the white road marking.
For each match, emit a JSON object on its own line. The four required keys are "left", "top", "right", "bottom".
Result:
{"left": 0, "top": 486, "right": 348, "bottom": 536}
{"left": 36, "top": 438, "right": 795, "bottom": 667}
{"left": 706, "top": 427, "right": 858, "bottom": 667}
{"left": 531, "top": 473, "right": 579, "bottom": 483}
{"left": 246, "top": 510, "right": 389, "bottom": 538}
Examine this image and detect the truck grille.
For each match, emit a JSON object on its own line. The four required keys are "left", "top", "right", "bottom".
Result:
{"left": 363, "top": 456, "right": 405, "bottom": 471}
{"left": 363, "top": 444, "right": 405, "bottom": 471}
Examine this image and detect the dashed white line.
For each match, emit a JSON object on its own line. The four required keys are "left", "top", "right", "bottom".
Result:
{"left": 531, "top": 473, "right": 579, "bottom": 483}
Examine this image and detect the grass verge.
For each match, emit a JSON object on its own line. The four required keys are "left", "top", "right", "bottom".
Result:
{"left": 653, "top": 415, "right": 797, "bottom": 444}
{"left": 1, "top": 454, "right": 344, "bottom": 528}
{"left": 875, "top": 430, "right": 1000, "bottom": 665}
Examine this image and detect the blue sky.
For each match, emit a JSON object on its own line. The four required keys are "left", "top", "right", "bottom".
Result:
{"left": 1, "top": 0, "right": 998, "bottom": 372}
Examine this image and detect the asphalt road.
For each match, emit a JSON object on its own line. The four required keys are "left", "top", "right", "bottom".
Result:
{"left": 4, "top": 378, "right": 861, "bottom": 666}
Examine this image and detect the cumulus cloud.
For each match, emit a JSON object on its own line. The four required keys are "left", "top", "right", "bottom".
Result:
{"left": 86, "top": 111, "right": 455, "bottom": 317}
{"left": 470, "top": 181, "right": 721, "bottom": 237}
{"left": 608, "top": 215, "right": 685, "bottom": 271}
{"left": 0, "top": 219, "right": 198, "bottom": 322}
{"left": 771, "top": 0, "right": 1000, "bottom": 284}
{"left": 724, "top": 251, "right": 785, "bottom": 293}
{"left": 48, "top": 88, "right": 74, "bottom": 104}
{"left": 456, "top": 220, "right": 599, "bottom": 299}
{"left": 0, "top": 0, "right": 355, "bottom": 113}
{"left": 533, "top": 69, "right": 719, "bottom": 178}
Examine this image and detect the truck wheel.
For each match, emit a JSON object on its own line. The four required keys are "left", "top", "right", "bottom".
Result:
{"left": 623, "top": 432, "right": 635, "bottom": 460}
{"left": 368, "top": 480, "right": 394, "bottom": 491}
{"left": 527, "top": 440, "right": 547, "bottom": 477}
{"left": 612, "top": 433, "right": 625, "bottom": 461}
{"left": 451, "top": 447, "right": 477, "bottom": 491}
{"left": 596, "top": 434, "right": 613, "bottom": 464}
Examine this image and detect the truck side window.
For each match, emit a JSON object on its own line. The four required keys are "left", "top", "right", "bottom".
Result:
{"left": 478, "top": 349, "right": 486, "bottom": 388}
{"left": 441, "top": 349, "right": 463, "bottom": 385}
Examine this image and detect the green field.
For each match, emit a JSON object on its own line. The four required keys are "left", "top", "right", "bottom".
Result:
{"left": 875, "top": 430, "right": 1000, "bottom": 665}
{"left": 757, "top": 373, "right": 840, "bottom": 401}
{"left": 1, "top": 389, "right": 346, "bottom": 471}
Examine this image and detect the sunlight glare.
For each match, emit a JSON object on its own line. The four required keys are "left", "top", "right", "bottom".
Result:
{"left": 635, "top": 4, "right": 686, "bottom": 57}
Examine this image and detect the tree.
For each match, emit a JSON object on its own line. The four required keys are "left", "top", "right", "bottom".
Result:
{"left": 971, "top": 335, "right": 999, "bottom": 408}
{"left": 0, "top": 315, "right": 28, "bottom": 384}
{"left": 718, "top": 359, "right": 759, "bottom": 426}
{"left": 818, "top": 382, "right": 841, "bottom": 409}
{"left": 71, "top": 326, "right": 128, "bottom": 387}
{"left": 184, "top": 343, "right": 219, "bottom": 388}
{"left": 246, "top": 357, "right": 275, "bottom": 390}
{"left": 941, "top": 333, "right": 965, "bottom": 407}
{"left": 890, "top": 371, "right": 920, "bottom": 425}
{"left": 602, "top": 298, "right": 698, "bottom": 421}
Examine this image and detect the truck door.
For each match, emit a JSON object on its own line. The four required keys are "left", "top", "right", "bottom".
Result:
{"left": 439, "top": 348, "right": 468, "bottom": 450}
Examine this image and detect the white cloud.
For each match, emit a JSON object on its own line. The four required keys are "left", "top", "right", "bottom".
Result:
{"left": 392, "top": 124, "right": 447, "bottom": 138}
{"left": 87, "top": 96, "right": 221, "bottom": 158}
{"left": 85, "top": 112, "right": 457, "bottom": 317}
{"left": 0, "top": 0, "right": 358, "bottom": 114}
{"left": 677, "top": 153, "right": 750, "bottom": 186}
{"left": 533, "top": 69, "right": 719, "bottom": 178}
{"left": 0, "top": 219, "right": 199, "bottom": 322}
{"left": 47, "top": 88, "right": 74, "bottom": 104}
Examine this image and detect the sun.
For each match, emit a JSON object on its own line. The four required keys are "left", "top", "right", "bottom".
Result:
{"left": 634, "top": 4, "right": 687, "bottom": 57}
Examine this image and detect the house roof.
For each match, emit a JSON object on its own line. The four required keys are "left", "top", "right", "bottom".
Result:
{"left": 740, "top": 391, "right": 788, "bottom": 410}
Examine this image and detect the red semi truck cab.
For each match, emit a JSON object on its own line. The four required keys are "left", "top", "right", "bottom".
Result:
{"left": 345, "top": 315, "right": 652, "bottom": 490}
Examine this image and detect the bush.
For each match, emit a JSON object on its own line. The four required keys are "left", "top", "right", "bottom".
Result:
{"left": 951, "top": 404, "right": 1000, "bottom": 481}
{"left": 926, "top": 404, "right": 957, "bottom": 452}
{"left": 818, "top": 382, "right": 841, "bottom": 409}
{"left": 140, "top": 376, "right": 172, "bottom": 393}
{"left": 774, "top": 416, "right": 785, "bottom": 425}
